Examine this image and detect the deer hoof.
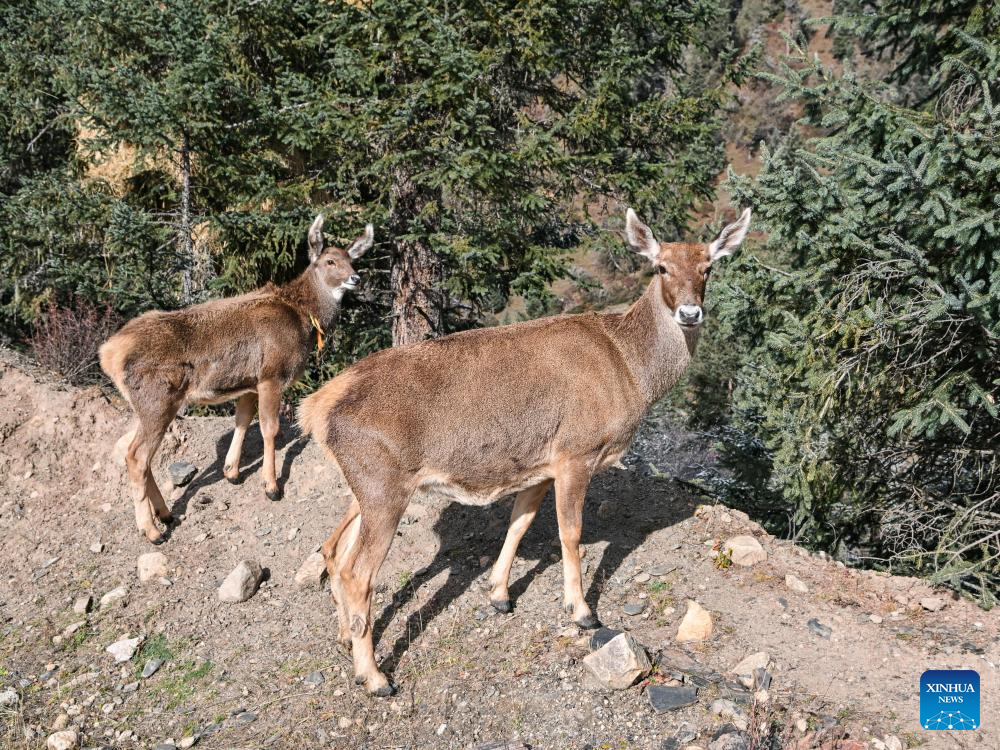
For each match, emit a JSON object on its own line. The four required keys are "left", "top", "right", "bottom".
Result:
{"left": 575, "top": 613, "right": 601, "bottom": 630}
{"left": 265, "top": 487, "right": 282, "bottom": 501}
{"left": 370, "top": 683, "right": 395, "bottom": 698}
{"left": 224, "top": 472, "right": 241, "bottom": 485}
{"left": 490, "top": 599, "right": 511, "bottom": 614}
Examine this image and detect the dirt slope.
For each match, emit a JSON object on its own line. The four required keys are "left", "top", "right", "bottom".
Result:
{"left": 1, "top": 353, "right": 997, "bottom": 750}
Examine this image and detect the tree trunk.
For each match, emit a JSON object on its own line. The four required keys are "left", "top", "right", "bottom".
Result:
{"left": 178, "top": 130, "right": 194, "bottom": 304}
{"left": 389, "top": 170, "right": 443, "bottom": 346}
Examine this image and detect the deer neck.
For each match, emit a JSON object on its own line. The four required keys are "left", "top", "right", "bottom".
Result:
{"left": 609, "top": 275, "right": 696, "bottom": 406}
{"left": 280, "top": 269, "right": 342, "bottom": 330}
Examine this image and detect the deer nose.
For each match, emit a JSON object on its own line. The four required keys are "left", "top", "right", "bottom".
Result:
{"left": 676, "top": 305, "right": 703, "bottom": 326}
{"left": 348, "top": 274, "right": 361, "bottom": 286}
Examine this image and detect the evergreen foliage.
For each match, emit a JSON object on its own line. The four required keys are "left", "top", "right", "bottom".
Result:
{"left": 698, "top": 7, "right": 1000, "bottom": 603}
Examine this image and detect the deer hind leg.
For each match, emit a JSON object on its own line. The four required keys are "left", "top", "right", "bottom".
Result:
{"left": 223, "top": 392, "right": 258, "bottom": 483}
{"left": 257, "top": 380, "right": 282, "bottom": 500}
{"left": 126, "top": 404, "right": 179, "bottom": 544}
{"left": 113, "top": 422, "right": 137, "bottom": 467}
{"left": 321, "top": 499, "right": 361, "bottom": 647}
{"left": 488, "top": 479, "right": 552, "bottom": 613}
{"left": 338, "top": 489, "right": 409, "bottom": 697}
{"left": 554, "top": 463, "right": 599, "bottom": 629}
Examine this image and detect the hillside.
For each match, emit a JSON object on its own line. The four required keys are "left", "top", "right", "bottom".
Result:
{"left": 1, "top": 352, "right": 996, "bottom": 750}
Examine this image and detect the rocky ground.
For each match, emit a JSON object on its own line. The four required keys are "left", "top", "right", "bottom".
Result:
{"left": 1, "top": 351, "right": 997, "bottom": 750}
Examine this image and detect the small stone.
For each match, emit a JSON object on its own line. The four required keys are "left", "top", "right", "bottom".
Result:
{"left": 647, "top": 685, "right": 699, "bottom": 713}
{"left": 193, "top": 533, "right": 208, "bottom": 543}
{"left": 142, "top": 658, "right": 163, "bottom": 678}
{"left": 46, "top": 729, "right": 79, "bottom": 750}
{"left": 730, "top": 652, "right": 770, "bottom": 687}
{"left": 920, "top": 596, "right": 946, "bottom": 612}
{"left": 106, "top": 636, "right": 143, "bottom": 662}
{"left": 588, "top": 627, "right": 623, "bottom": 652}
{"left": 178, "top": 736, "right": 197, "bottom": 749}
{"left": 218, "top": 560, "right": 263, "bottom": 603}
{"left": 100, "top": 585, "right": 128, "bottom": 610}
{"left": 806, "top": 618, "right": 832, "bottom": 639}
{"left": 137, "top": 552, "right": 168, "bottom": 583}
{"left": 582, "top": 632, "right": 651, "bottom": 690}
{"left": 234, "top": 711, "right": 256, "bottom": 724}
{"left": 286, "top": 528, "right": 299, "bottom": 542}
{"left": 650, "top": 564, "right": 675, "bottom": 576}
{"left": 784, "top": 574, "right": 808, "bottom": 593}
{"left": 883, "top": 736, "right": 902, "bottom": 750}
{"left": 0, "top": 689, "right": 18, "bottom": 707}
{"left": 294, "top": 553, "right": 328, "bottom": 590}
{"left": 52, "top": 714, "right": 70, "bottom": 731}
{"left": 90, "top": 542, "right": 104, "bottom": 554}
{"left": 794, "top": 718, "right": 808, "bottom": 733}
{"left": 122, "top": 681, "right": 139, "bottom": 694}
{"left": 710, "top": 700, "right": 748, "bottom": 731}
{"left": 72, "top": 595, "right": 92, "bottom": 614}
{"left": 723, "top": 536, "right": 767, "bottom": 566}
{"left": 337, "top": 717, "right": 352, "bottom": 729}
{"left": 708, "top": 731, "right": 748, "bottom": 750}
{"left": 304, "top": 671, "right": 325, "bottom": 686}
{"left": 676, "top": 600, "right": 713, "bottom": 642}
{"left": 63, "top": 621, "right": 85, "bottom": 637}
{"left": 436, "top": 723, "right": 447, "bottom": 736}
{"left": 168, "top": 461, "right": 197, "bottom": 487}
{"left": 869, "top": 614, "right": 883, "bottom": 624}
{"left": 634, "top": 572, "right": 651, "bottom": 583}
{"left": 153, "top": 744, "right": 176, "bottom": 750}
{"left": 623, "top": 602, "right": 646, "bottom": 616}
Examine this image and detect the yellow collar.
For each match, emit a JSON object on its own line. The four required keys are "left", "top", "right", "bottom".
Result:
{"left": 308, "top": 313, "right": 325, "bottom": 351}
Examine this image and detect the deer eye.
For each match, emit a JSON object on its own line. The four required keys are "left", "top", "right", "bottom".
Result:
{"left": 326, "top": 259, "right": 335, "bottom": 266}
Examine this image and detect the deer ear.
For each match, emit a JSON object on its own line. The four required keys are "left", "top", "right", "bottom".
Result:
{"left": 307, "top": 214, "right": 325, "bottom": 262}
{"left": 625, "top": 208, "right": 660, "bottom": 262}
{"left": 709, "top": 207, "right": 751, "bottom": 262}
{"left": 348, "top": 224, "right": 374, "bottom": 260}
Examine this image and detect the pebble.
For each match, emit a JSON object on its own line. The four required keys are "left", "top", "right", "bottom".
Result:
{"left": 142, "top": 658, "right": 163, "bottom": 679}
{"left": 122, "top": 681, "right": 139, "bottom": 693}
{"left": 337, "top": 717, "right": 352, "bottom": 729}
{"left": 52, "top": 714, "right": 70, "bottom": 730}
{"left": 287, "top": 528, "right": 299, "bottom": 542}
{"left": 90, "top": 542, "right": 105, "bottom": 553}
{"left": 137, "top": 552, "right": 168, "bottom": 583}
{"left": 647, "top": 685, "right": 699, "bottom": 713}
{"left": 304, "top": 671, "right": 325, "bottom": 686}
{"left": 676, "top": 600, "right": 713, "bottom": 642}
{"left": 623, "top": 602, "right": 646, "bottom": 616}
{"left": 168, "top": 461, "right": 198, "bottom": 487}
{"left": 634, "top": 572, "right": 651, "bottom": 583}
{"left": 784, "top": 573, "right": 808, "bottom": 593}
{"left": 72, "top": 595, "right": 92, "bottom": 614}
{"left": 582, "top": 632, "right": 651, "bottom": 690}
{"left": 806, "top": 618, "right": 832, "bottom": 639}
{"left": 708, "top": 732, "right": 748, "bottom": 750}
{"left": 100, "top": 586, "right": 128, "bottom": 610}
{"left": 46, "top": 729, "right": 79, "bottom": 750}
{"left": 218, "top": 560, "right": 263, "bottom": 603}
{"left": 723, "top": 536, "right": 767, "bottom": 566}
{"left": 233, "top": 711, "right": 257, "bottom": 724}
{"left": 869, "top": 614, "right": 883, "bottom": 624}
{"left": 178, "top": 736, "right": 197, "bottom": 748}
{"left": 730, "top": 652, "right": 770, "bottom": 687}
{"left": 710, "top": 699, "right": 748, "bottom": 731}
{"left": 920, "top": 596, "right": 946, "bottom": 612}
{"left": 294, "top": 553, "right": 328, "bottom": 589}
{"left": 106, "top": 636, "right": 143, "bottom": 662}
{"left": 0, "top": 689, "right": 19, "bottom": 706}
{"left": 153, "top": 744, "right": 176, "bottom": 750}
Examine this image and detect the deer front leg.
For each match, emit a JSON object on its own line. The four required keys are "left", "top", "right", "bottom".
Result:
{"left": 554, "top": 463, "right": 599, "bottom": 629}
{"left": 488, "top": 480, "right": 552, "bottom": 613}
{"left": 256, "top": 380, "right": 282, "bottom": 501}
{"left": 224, "top": 392, "right": 258, "bottom": 483}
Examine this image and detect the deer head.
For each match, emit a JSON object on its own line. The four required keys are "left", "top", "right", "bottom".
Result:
{"left": 625, "top": 207, "right": 751, "bottom": 328}
{"left": 307, "top": 215, "right": 374, "bottom": 301}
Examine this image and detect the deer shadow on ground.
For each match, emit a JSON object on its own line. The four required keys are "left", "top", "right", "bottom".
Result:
{"left": 370, "top": 447, "right": 702, "bottom": 681}
{"left": 162, "top": 416, "right": 308, "bottom": 540}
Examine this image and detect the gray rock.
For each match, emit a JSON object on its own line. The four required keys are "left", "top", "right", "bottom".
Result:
{"left": 650, "top": 564, "right": 675, "bottom": 577}
{"left": 304, "top": 671, "right": 325, "bottom": 686}
{"left": 588, "top": 627, "right": 623, "bottom": 651}
{"left": 920, "top": 596, "right": 946, "bottom": 612}
{"left": 0, "top": 688, "right": 19, "bottom": 706}
{"left": 154, "top": 744, "right": 177, "bottom": 750}
{"left": 122, "top": 681, "right": 139, "bottom": 693}
{"left": 807, "top": 618, "right": 832, "bottom": 639}
{"left": 138, "top": 552, "right": 168, "bottom": 583}
{"left": 646, "top": 685, "right": 698, "bottom": 713}
{"left": 723, "top": 535, "right": 767, "bottom": 566}
{"left": 72, "top": 595, "right": 92, "bottom": 614}
{"left": 106, "top": 636, "right": 143, "bottom": 662}
{"left": 218, "top": 560, "right": 263, "bottom": 603}
{"left": 582, "top": 632, "right": 651, "bottom": 690}
{"left": 142, "top": 658, "right": 163, "bottom": 679}
{"left": 100, "top": 585, "right": 128, "bottom": 610}
{"left": 234, "top": 711, "right": 257, "bottom": 724}
{"left": 711, "top": 699, "right": 748, "bottom": 730}
{"left": 623, "top": 602, "right": 646, "bottom": 616}
{"left": 785, "top": 573, "right": 809, "bottom": 593}
{"left": 709, "top": 732, "right": 749, "bottom": 750}
{"left": 168, "top": 462, "right": 197, "bottom": 487}
{"left": 178, "top": 736, "right": 197, "bottom": 749}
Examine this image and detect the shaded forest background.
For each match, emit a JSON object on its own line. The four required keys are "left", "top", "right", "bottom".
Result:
{"left": 1, "top": 0, "right": 997, "bottom": 604}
